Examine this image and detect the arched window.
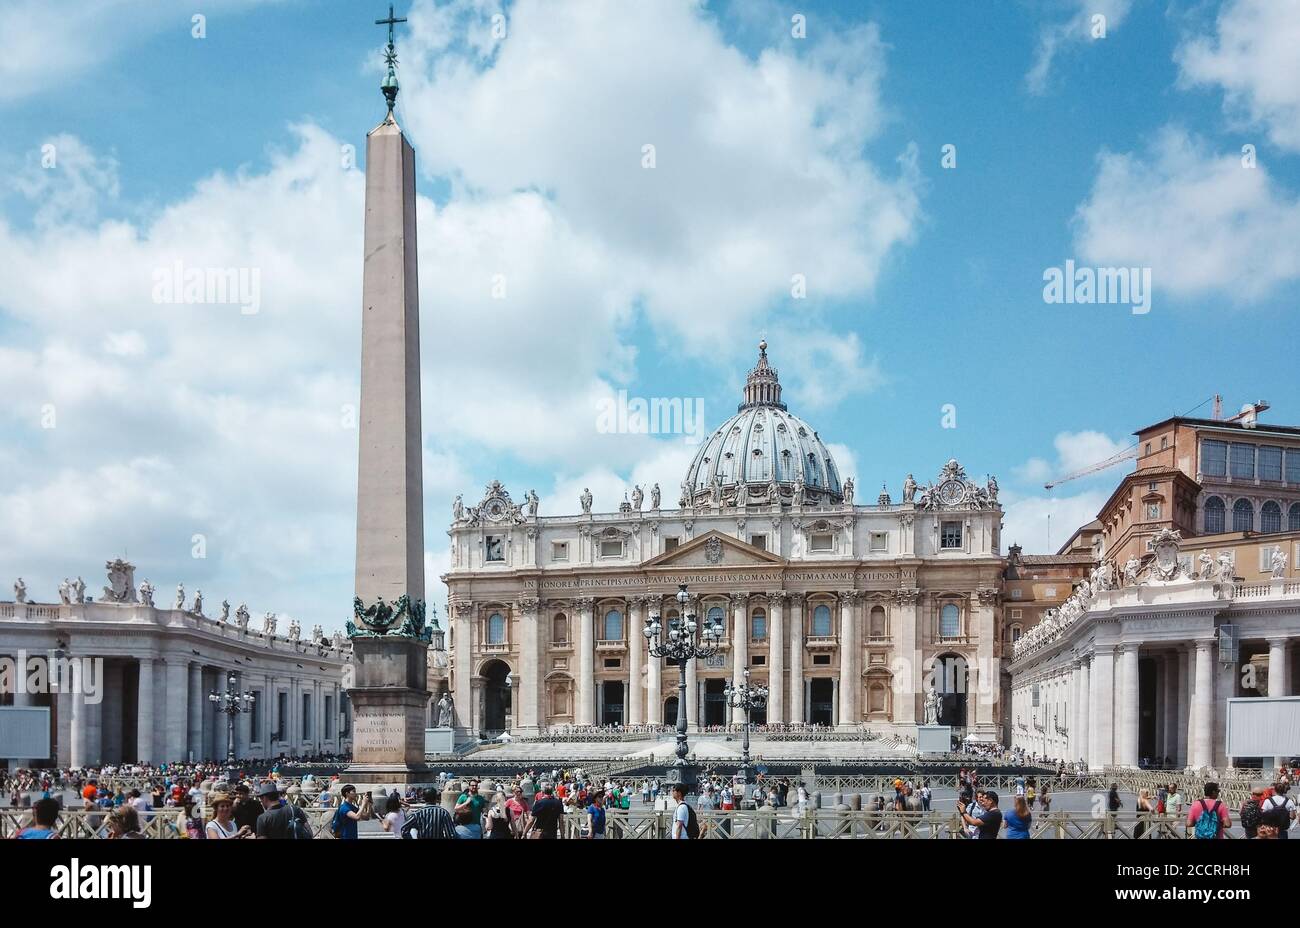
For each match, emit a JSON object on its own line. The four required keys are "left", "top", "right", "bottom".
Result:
{"left": 1010, "top": 624, "right": 1023, "bottom": 642}
{"left": 706, "top": 606, "right": 724, "bottom": 635}
{"left": 940, "top": 603, "right": 960, "bottom": 638}
{"left": 869, "top": 605, "right": 886, "bottom": 638}
{"left": 487, "top": 612, "right": 506, "bottom": 644}
{"left": 812, "top": 603, "right": 832, "bottom": 636}
{"left": 751, "top": 609, "right": 767, "bottom": 639}
{"left": 1261, "top": 501, "right": 1282, "bottom": 533}
{"left": 1232, "top": 499, "right": 1254, "bottom": 532}
{"left": 603, "top": 609, "right": 623, "bottom": 641}
{"left": 1290, "top": 503, "right": 1300, "bottom": 532}
{"left": 552, "top": 613, "right": 568, "bottom": 644}
{"left": 1204, "top": 496, "right": 1225, "bottom": 533}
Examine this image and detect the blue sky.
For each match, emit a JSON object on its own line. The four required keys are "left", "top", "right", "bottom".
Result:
{"left": 1, "top": 0, "right": 1298, "bottom": 629}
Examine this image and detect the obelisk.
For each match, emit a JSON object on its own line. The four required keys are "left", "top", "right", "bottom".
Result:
{"left": 346, "top": 5, "right": 431, "bottom": 784}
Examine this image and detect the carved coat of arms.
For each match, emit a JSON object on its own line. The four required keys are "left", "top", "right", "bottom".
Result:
{"left": 704, "top": 536, "right": 723, "bottom": 564}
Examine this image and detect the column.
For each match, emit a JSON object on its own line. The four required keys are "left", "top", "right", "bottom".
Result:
{"left": 1090, "top": 647, "right": 1114, "bottom": 769}
{"left": 188, "top": 663, "right": 203, "bottom": 761}
{"left": 685, "top": 651, "right": 699, "bottom": 732}
{"left": 1269, "top": 638, "right": 1290, "bottom": 697}
{"left": 136, "top": 658, "right": 155, "bottom": 762}
{"left": 1174, "top": 649, "right": 1188, "bottom": 768}
{"left": 10, "top": 688, "right": 33, "bottom": 769}
{"left": 69, "top": 688, "right": 88, "bottom": 768}
{"left": 647, "top": 596, "right": 662, "bottom": 725}
{"left": 576, "top": 598, "right": 595, "bottom": 726}
{"left": 453, "top": 602, "right": 473, "bottom": 734}
{"left": 894, "top": 590, "right": 919, "bottom": 726}
{"left": 163, "top": 658, "right": 187, "bottom": 764}
{"left": 1118, "top": 645, "right": 1139, "bottom": 768}
{"left": 1076, "top": 658, "right": 1090, "bottom": 766}
{"left": 1183, "top": 647, "right": 1196, "bottom": 770}
{"left": 836, "top": 592, "right": 856, "bottom": 730}
{"left": 768, "top": 594, "right": 785, "bottom": 724}
{"left": 236, "top": 671, "right": 251, "bottom": 758}
{"left": 974, "top": 590, "right": 999, "bottom": 734}
{"left": 731, "top": 593, "right": 748, "bottom": 725}
{"left": 1192, "top": 640, "right": 1214, "bottom": 770}
{"left": 788, "top": 595, "right": 805, "bottom": 724}
{"left": 85, "top": 692, "right": 102, "bottom": 767}
{"left": 1162, "top": 654, "right": 1178, "bottom": 764}
{"left": 519, "top": 600, "right": 541, "bottom": 733}
{"left": 627, "top": 598, "right": 644, "bottom": 726}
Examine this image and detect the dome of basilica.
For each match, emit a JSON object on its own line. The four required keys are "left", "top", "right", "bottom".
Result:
{"left": 681, "top": 341, "right": 844, "bottom": 507}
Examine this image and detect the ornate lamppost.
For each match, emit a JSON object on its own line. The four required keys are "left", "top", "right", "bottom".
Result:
{"left": 724, "top": 668, "right": 768, "bottom": 788}
{"left": 208, "top": 672, "right": 255, "bottom": 782}
{"left": 644, "top": 584, "right": 724, "bottom": 791}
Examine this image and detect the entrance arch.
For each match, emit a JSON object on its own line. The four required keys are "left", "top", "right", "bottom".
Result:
{"left": 663, "top": 696, "right": 678, "bottom": 726}
{"left": 481, "top": 659, "right": 512, "bottom": 736}
{"left": 932, "top": 652, "right": 968, "bottom": 729}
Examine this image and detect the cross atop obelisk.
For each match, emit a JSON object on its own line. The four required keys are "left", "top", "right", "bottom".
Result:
{"left": 375, "top": 4, "right": 408, "bottom": 116}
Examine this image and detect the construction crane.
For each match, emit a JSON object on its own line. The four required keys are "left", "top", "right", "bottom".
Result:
{"left": 1043, "top": 444, "right": 1139, "bottom": 491}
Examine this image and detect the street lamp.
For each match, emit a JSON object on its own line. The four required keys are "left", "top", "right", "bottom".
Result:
{"left": 644, "top": 583, "right": 723, "bottom": 792}
{"left": 208, "top": 672, "right": 255, "bottom": 783}
{"left": 724, "top": 668, "right": 768, "bottom": 789}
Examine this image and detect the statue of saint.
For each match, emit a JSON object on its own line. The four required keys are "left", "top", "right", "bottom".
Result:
{"left": 139, "top": 580, "right": 156, "bottom": 607}
{"left": 13, "top": 578, "right": 27, "bottom": 603}
{"left": 631, "top": 485, "right": 644, "bottom": 511}
{"left": 452, "top": 495, "right": 464, "bottom": 521}
{"left": 650, "top": 483, "right": 661, "bottom": 509}
{"left": 193, "top": 590, "right": 204, "bottom": 615}
{"left": 843, "top": 477, "right": 854, "bottom": 505}
{"left": 903, "top": 474, "right": 917, "bottom": 504}
{"left": 175, "top": 583, "right": 185, "bottom": 609}
{"left": 580, "top": 488, "right": 593, "bottom": 514}
{"left": 436, "top": 692, "right": 455, "bottom": 728}
{"left": 527, "top": 489, "right": 539, "bottom": 517}
{"left": 1271, "top": 547, "right": 1288, "bottom": 579}
{"left": 986, "top": 475, "right": 999, "bottom": 504}
{"left": 236, "top": 603, "right": 250, "bottom": 628}
{"left": 73, "top": 577, "right": 86, "bottom": 603}
{"left": 58, "top": 579, "right": 72, "bottom": 605}
{"left": 221, "top": 599, "right": 231, "bottom": 622}
{"left": 924, "top": 687, "right": 940, "bottom": 726}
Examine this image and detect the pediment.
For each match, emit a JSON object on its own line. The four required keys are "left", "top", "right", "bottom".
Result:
{"left": 642, "top": 530, "right": 784, "bottom": 569}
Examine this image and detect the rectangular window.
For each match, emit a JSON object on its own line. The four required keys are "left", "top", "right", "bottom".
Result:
{"left": 752, "top": 655, "right": 766, "bottom": 666}
{"left": 552, "top": 541, "right": 569, "bottom": 561}
{"left": 277, "top": 692, "right": 288, "bottom": 741}
{"left": 603, "top": 659, "right": 621, "bottom": 669}
{"left": 1201, "top": 440, "right": 1228, "bottom": 477}
{"left": 485, "top": 535, "right": 505, "bottom": 562}
{"left": 1259, "top": 446, "right": 1283, "bottom": 481}
{"left": 812, "top": 654, "right": 831, "bottom": 666}
{"left": 941, "top": 521, "right": 962, "bottom": 549}
{"left": 749, "top": 534, "right": 767, "bottom": 551}
{"left": 324, "top": 695, "right": 333, "bottom": 739}
{"left": 810, "top": 533, "right": 834, "bottom": 552}
{"left": 1010, "top": 588, "right": 1022, "bottom": 600}
{"left": 663, "top": 537, "right": 680, "bottom": 552}
{"left": 870, "top": 532, "right": 888, "bottom": 552}
{"left": 302, "top": 694, "right": 312, "bottom": 740}
{"left": 1287, "top": 450, "right": 1300, "bottom": 484}
{"left": 1229, "top": 443, "right": 1256, "bottom": 479}
{"left": 251, "top": 690, "right": 263, "bottom": 742}
{"left": 599, "top": 539, "right": 624, "bottom": 557}
{"left": 1010, "top": 608, "right": 1022, "bottom": 620}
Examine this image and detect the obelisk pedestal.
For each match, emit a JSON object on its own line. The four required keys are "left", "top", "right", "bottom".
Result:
{"left": 345, "top": 108, "right": 431, "bottom": 785}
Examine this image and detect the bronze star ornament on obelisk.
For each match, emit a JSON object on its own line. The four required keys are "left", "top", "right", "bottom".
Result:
{"left": 345, "top": 5, "right": 432, "bottom": 784}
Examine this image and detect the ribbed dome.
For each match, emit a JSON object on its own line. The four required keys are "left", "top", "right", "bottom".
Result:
{"left": 681, "top": 341, "right": 843, "bottom": 507}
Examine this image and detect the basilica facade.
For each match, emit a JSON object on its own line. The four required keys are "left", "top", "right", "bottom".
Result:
{"left": 442, "top": 343, "right": 1006, "bottom": 741}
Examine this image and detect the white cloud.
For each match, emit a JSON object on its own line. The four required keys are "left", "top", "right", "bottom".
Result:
{"left": 1176, "top": 0, "right": 1300, "bottom": 153}
{"left": 1012, "top": 430, "right": 1129, "bottom": 486}
{"left": 1073, "top": 127, "right": 1300, "bottom": 302}
{"left": 1002, "top": 488, "right": 1110, "bottom": 554}
{"left": 1027, "top": 0, "right": 1133, "bottom": 95}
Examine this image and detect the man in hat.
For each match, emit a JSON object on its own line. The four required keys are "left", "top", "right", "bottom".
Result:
{"left": 254, "top": 780, "right": 311, "bottom": 839}
{"left": 232, "top": 781, "right": 262, "bottom": 834}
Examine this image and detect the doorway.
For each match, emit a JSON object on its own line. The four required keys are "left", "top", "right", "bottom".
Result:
{"left": 810, "top": 678, "right": 834, "bottom": 726}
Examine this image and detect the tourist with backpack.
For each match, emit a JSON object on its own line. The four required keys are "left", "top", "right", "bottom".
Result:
{"left": 1240, "top": 786, "right": 1265, "bottom": 838}
{"left": 254, "top": 780, "right": 315, "bottom": 839}
{"left": 1260, "top": 782, "right": 1295, "bottom": 839}
{"left": 671, "top": 783, "right": 699, "bottom": 839}
{"left": 1186, "top": 782, "right": 1231, "bottom": 839}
